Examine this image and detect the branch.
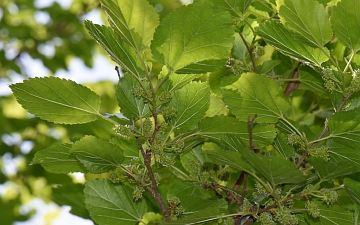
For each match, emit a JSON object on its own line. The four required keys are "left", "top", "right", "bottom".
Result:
{"left": 135, "top": 136, "right": 170, "bottom": 221}
{"left": 239, "top": 32, "right": 257, "bottom": 73}
{"left": 296, "top": 92, "right": 353, "bottom": 168}
{"left": 248, "top": 114, "right": 258, "bottom": 152}
{"left": 284, "top": 63, "right": 301, "bottom": 97}
{"left": 212, "top": 183, "right": 242, "bottom": 205}
{"left": 115, "top": 66, "right": 121, "bottom": 80}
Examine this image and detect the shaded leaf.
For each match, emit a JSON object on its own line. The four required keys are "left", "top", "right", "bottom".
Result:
{"left": 240, "top": 149, "right": 305, "bottom": 185}
{"left": 100, "top": 0, "right": 159, "bottom": 50}
{"left": 308, "top": 158, "right": 360, "bottom": 181}
{"left": 84, "top": 179, "right": 147, "bottom": 225}
{"left": 331, "top": 0, "right": 360, "bottom": 52}
{"left": 216, "top": 0, "right": 252, "bottom": 17}
{"left": 344, "top": 178, "right": 360, "bottom": 205}
{"left": 203, "top": 142, "right": 254, "bottom": 173}
{"left": 327, "top": 110, "right": 360, "bottom": 149}
{"left": 328, "top": 140, "right": 360, "bottom": 169}
{"left": 273, "top": 136, "right": 294, "bottom": 159}
{"left": 151, "top": 0, "right": 234, "bottom": 73}
{"left": 10, "top": 77, "right": 101, "bottom": 124}
{"left": 277, "top": 0, "right": 332, "bottom": 47}
{"left": 256, "top": 22, "right": 329, "bottom": 66}
{"left": 306, "top": 203, "right": 355, "bottom": 225}
{"left": 32, "top": 143, "right": 86, "bottom": 174}
{"left": 167, "top": 81, "right": 210, "bottom": 132}
{"left": 198, "top": 116, "right": 277, "bottom": 148}
{"left": 298, "top": 67, "right": 327, "bottom": 96}
{"left": 84, "top": 21, "right": 144, "bottom": 78}
{"left": 116, "top": 73, "right": 150, "bottom": 120}
{"left": 71, "top": 136, "right": 124, "bottom": 174}
{"left": 223, "top": 73, "right": 290, "bottom": 123}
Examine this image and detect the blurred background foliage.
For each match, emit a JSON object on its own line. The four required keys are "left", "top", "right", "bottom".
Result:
{"left": 0, "top": 0, "right": 185, "bottom": 224}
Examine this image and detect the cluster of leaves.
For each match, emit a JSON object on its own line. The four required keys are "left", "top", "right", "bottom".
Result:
{"left": 9, "top": 0, "right": 360, "bottom": 224}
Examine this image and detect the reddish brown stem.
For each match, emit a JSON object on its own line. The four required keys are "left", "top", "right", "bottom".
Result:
{"left": 284, "top": 63, "right": 301, "bottom": 97}
{"left": 135, "top": 136, "right": 170, "bottom": 221}
{"left": 239, "top": 32, "right": 257, "bottom": 73}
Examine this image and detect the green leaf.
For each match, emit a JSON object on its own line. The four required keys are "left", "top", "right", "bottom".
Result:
{"left": 328, "top": 140, "right": 360, "bottom": 169}
{"left": 110, "top": 136, "right": 139, "bottom": 163}
{"left": 205, "top": 94, "right": 228, "bottom": 117}
{"left": 71, "top": 136, "right": 124, "bottom": 174}
{"left": 308, "top": 158, "right": 360, "bottom": 181}
{"left": 32, "top": 143, "right": 86, "bottom": 174}
{"left": 273, "top": 136, "right": 294, "bottom": 159}
{"left": 84, "top": 21, "right": 144, "bottom": 78}
{"left": 216, "top": 0, "right": 252, "bottom": 18}
{"left": 276, "top": 0, "right": 333, "bottom": 47}
{"left": 256, "top": 22, "right": 329, "bottom": 66}
{"left": 10, "top": 77, "right": 101, "bottom": 124}
{"left": 198, "top": 116, "right": 277, "bottom": 148}
{"left": 180, "top": 145, "right": 207, "bottom": 175}
{"left": 240, "top": 149, "right": 305, "bottom": 185}
{"left": 202, "top": 142, "right": 254, "bottom": 173}
{"left": 160, "top": 201, "right": 227, "bottom": 225}
{"left": 298, "top": 67, "right": 327, "bottom": 96}
{"left": 116, "top": 73, "right": 151, "bottom": 120}
{"left": 223, "top": 73, "right": 290, "bottom": 123}
{"left": 151, "top": 0, "right": 234, "bottom": 73}
{"left": 305, "top": 203, "right": 355, "bottom": 225}
{"left": 331, "top": 0, "right": 360, "bottom": 52}
{"left": 167, "top": 81, "right": 210, "bottom": 133}
{"left": 53, "top": 183, "right": 90, "bottom": 219}
{"left": 84, "top": 179, "right": 147, "bottom": 225}
{"left": 100, "top": 0, "right": 159, "bottom": 50}
{"left": 327, "top": 110, "right": 360, "bottom": 149}
{"left": 344, "top": 178, "right": 360, "bottom": 205}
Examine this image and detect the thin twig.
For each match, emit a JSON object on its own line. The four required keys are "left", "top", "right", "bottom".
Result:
{"left": 248, "top": 114, "right": 258, "bottom": 152}
{"left": 135, "top": 136, "right": 170, "bottom": 221}
{"left": 284, "top": 63, "right": 301, "bottom": 97}
{"left": 239, "top": 32, "right": 257, "bottom": 73}
{"left": 212, "top": 183, "right": 242, "bottom": 205}
{"left": 115, "top": 66, "right": 121, "bottom": 80}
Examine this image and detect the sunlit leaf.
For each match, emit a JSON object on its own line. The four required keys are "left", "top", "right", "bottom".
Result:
{"left": 331, "top": 0, "right": 360, "bottom": 52}
{"left": 256, "top": 22, "right": 329, "bottom": 66}
{"left": 84, "top": 21, "right": 144, "bottom": 78}
{"left": 277, "top": 0, "right": 333, "bottom": 47}
{"left": 151, "top": 0, "right": 234, "bottom": 73}
{"left": 167, "top": 81, "right": 210, "bottom": 132}
{"left": 10, "top": 77, "right": 101, "bottom": 124}
{"left": 223, "top": 73, "right": 291, "bottom": 123}
{"left": 100, "top": 0, "right": 159, "bottom": 50}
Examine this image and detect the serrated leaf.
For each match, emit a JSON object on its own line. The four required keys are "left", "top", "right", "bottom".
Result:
{"left": 84, "top": 179, "right": 147, "bottom": 225}
{"left": 100, "top": 0, "right": 159, "bottom": 50}
{"left": 328, "top": 140, "right": 360, "bottom": 169}
{"left": 276, "top": 0, "right": 333, "bottom": 47}
{"left": 205, "top": 94, "right": 228, "bottom": 117}
{"left": 305, "top": 203, "right": 355, "bottom": 225}
{"left": 308, "top": 158, "right": 360, "bottom": 181}
{"left": 10, "top": 77, "right": 101, "bottom": 124}
{"left": 167, "top": 81, "right": 210, "bottom": 133}
{"left": 298, "top": 67, "right": 327, "bottom": 96}
{"left": 344, "top": 178, "right": 360, "bottom": 205}
{"left": 32, "top": 143, "right": 86, "bottom": 174}
{"left": 84, "top": 21, "right": 144, "bottom": 78}
{"left": 116, "top": 73, "right": 150, "bottom": 120}
{"left": 331, "top": 0, "right": 360, "bottom": 52}
{"left": 216, "top": 0, "right": 252, "bottom": 17}
{"left": 240, "top": 149, "right": 305, "bottom": 185}
{"left": 256, "top": 22, "right": 329, "bottom": 67}
{"left": 53, "top": 184, "right": 90, "bottom": 219}
{"left": 327, "top": 110, "right": 360, "bottom": 149}
{"left": 110, "top": 136, "right": 139, "bottom": 163}
{"left": 202, "top": 141, "right": 254, "bottom": 173}
{"left": 160, "top": 202, "right": 227, "bottom": 225}
{"left": 198, "top": 116, "right": 277, "bottom": 148}
{"left": 71, "top": 136, "right": 124, "bottom": 174}
{"left": 273, "top": 136, "right": 294, "bottom": 159}
{"left": 223, "top": 73, "right": 290, "bottom": 123}
{"left": 151, "top": 0, "right": 234, "bottom": 73}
